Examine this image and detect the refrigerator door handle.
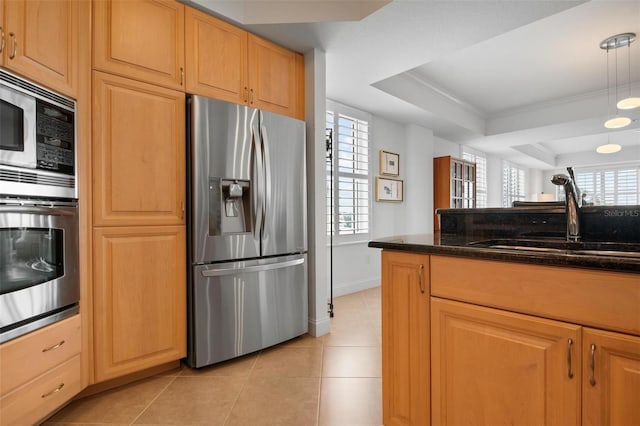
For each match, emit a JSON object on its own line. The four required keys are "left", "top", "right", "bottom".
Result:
{"left": 200, "top": 257, "right": 305, "bottom": 277}
{"left": 252, "top": 127, "right": 263, "bottom": 242}
{"left": 260, "top": 124, "right": 272, "bottom": 244}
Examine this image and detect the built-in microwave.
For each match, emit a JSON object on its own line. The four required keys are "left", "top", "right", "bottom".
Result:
{"left": 0, "top": 69, "right": 77, "bottom": 199}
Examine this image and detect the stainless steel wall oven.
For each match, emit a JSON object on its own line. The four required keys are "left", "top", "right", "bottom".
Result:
{"left": 0, "top": 198, "right": 79, "bottom": 343}
{"left": 0, "top": 70, "right": 79, "bottom": 343}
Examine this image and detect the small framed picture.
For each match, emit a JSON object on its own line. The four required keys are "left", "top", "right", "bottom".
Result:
{"left": 379, "top": 150, "right": 400, "bottom": 176}
{"left": 376, "top": 177, "right": 404, "bottom": 202}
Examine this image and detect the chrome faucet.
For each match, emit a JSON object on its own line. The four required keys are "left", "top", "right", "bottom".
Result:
{"left": 551, "top": 167, "right": 582, "bottom": 241}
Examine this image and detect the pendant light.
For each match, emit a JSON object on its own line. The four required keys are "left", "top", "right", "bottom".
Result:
{"left": 596, "top": 139, "right": 622, "bottom": 154}
{"left": 617, "top": 33, "right": 640, "bottom": 110}
{"left": 601, "top": 33, "right": 635, "bottom": 129}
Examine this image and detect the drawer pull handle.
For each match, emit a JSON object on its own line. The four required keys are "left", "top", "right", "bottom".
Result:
{"left": 589, "top": 344, "right": 597, "bottom": 386}
{"left": 418, "top": 264, "right": 425, "bottom": 293}
{"left": 9, "top": 32, "right": 16, "bottom": 59}
{"left": 42, "top": 340, "right": 65, "bottom": 352}
{"left": 0, "top": 26, "right": 5, "bottom": 53}
{"left": 567, "top": 338, "right": 574, "bottom": 379}
{"left": 41, "top": 383, "right": 64, "bottom": 398}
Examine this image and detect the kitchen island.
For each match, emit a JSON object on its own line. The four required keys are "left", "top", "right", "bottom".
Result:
{"left": 369, "top": 234, "right": 640, "bottom": 426}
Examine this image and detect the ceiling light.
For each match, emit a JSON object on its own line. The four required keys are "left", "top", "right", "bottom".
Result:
{"left": 596, "top": 143, "right": 622, "bottom": 154}
{"left": 601, "top": 33, "right": 635, "bottom": 129}
{"left": 616, "top": 32, "right": 640, "bottom": 110}
{"left": 617, "top": 97, "right": 640, "bottom": 109}
{"left": 604, "top": 116, "right": 632, "bottom": 128}
{"left": 596, "top": 134, "right": 622, "bottom": 154}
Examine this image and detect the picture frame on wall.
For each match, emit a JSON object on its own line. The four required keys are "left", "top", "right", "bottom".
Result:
{"left": 376, "top": 177, "right": 404, "bottom": 202}
{"left": 379, "top": 150, "right": 400, "bottom": 176}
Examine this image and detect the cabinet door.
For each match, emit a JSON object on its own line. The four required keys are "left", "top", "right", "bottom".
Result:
{"left": 0, "top": 0, "right": 5, "bottom": 67}
{"left": 248, "top": 34, "right": 297, "bottom": 117}
{"left": 92, "top": 71, "right": 185, "bottom": 227}
{"left": 93, "top": 0, "right": 185, "bottom": 90}
{"left": 185, "top": 6, "right": 247, "bottom": 104}
{"left": 431, "top": 298, "right": 581, "bottom": 426}
{"left": 583, "top": 328, "right": 640, "bottom": 426}
{"left": 3, "top": 0, "right": 78, "bottom": 97}
{"left": 381, "top": 251, "right": 430, "bottom": 426}
{"left": 93, "top": 226, "right": 186, "bottom": 382}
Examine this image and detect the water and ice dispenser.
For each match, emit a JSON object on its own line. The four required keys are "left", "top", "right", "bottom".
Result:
{"left": 209, "top": 178, "right": 251, "bottom": 235}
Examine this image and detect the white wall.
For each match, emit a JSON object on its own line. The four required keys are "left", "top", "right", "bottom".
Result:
{"left": 325, "top": 113, "right": 436, "bottom": 297}
{"left": 305, "top": 49, "right": 330, "bottom": 337}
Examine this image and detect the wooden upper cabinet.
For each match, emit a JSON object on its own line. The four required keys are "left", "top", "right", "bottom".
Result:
{"left": 248, "top": 34, "right": 297, "bottom": 118}
{"left": 582, "top": 328, "right": 640, "bottom": 426}
{"left": 431, "top": 297, "right": 581, "bottom": 426}
{"left": 2, "top": 0, "right": 80, "bottom": 97}
{"left": 381, "top": 251, "right": 430, "bottom": 426}
{"left": 185, "top": 6, "right": 247, "bottom": 104}
{"left": 92, "top": 71, "right": 185, "bottom": 226}
{"left": 93, "top": 0, "right": 185, "bottom": 90}
{"left": 184, "top": 6, "right": 304, "bottom": 119}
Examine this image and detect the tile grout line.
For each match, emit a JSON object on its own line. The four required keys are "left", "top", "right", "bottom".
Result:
{"left": 127, "top": 373, "right": 178, "bottom": 426}
{"left": 316, "top": 337, "right": 325, "bottom": 426}
{"left": 222, "top": 351, "right": 260, "bottom": 426}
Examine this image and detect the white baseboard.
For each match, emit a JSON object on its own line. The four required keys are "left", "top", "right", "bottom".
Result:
{"left": 308, "top": 315, "right": 331, "bottom": 337}
{"left": 332, "top": 277, "right": 380, "bottom": 297}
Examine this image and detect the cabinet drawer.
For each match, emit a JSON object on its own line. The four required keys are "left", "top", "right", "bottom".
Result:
{"left": 431, "top": 256, "right": 640, "bottom": 336}
{"left": 0, "top": 315, "right": 81, "bottom": 395}
{"left": 0, "top": 355, "right": 81, "bottom": 426}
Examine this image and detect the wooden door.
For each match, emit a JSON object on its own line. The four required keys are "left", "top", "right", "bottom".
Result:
{"left": 93, "top": 226, "right": 186, "bottom": 382}
{"left": 185, "top": 6, "right": 247, "bottom": 104}
{"left": 431, "top": 297, "right": 581, "bottom": 426}
{"left": 381, "top": 251, "right": 430, "bottom": 426}
{"left": 93, "top": 0, "right": 185, "bottom": 90}
{"left": 3, "top": 0, "right": 78, "bottom": 96}
{"left": 247, "top": 34, "right": 297, "bottom": 117}
{"left": 582, "top": 328, "right": 640, "bottom": 426}
{"left": 92, "top": 71, "right": 185, "bottom": 227}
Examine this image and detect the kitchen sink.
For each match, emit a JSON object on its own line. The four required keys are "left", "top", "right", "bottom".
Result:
{"left": 467, "top": 238, "right": 640, "bottom": 258}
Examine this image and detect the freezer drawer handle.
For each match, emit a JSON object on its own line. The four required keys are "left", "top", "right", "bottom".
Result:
{"left": 201, "top": 258, "right": 304, "bottom": 277}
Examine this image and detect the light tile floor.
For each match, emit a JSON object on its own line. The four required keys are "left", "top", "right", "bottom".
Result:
{"left": 44, "top": 287, "right": 382, "bottom": 426}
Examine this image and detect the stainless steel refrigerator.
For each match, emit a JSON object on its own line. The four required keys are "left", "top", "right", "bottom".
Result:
{"left": 186, "top": 95, "right": 307, "bottom": 368}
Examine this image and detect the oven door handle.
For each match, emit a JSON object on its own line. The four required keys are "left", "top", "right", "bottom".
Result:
{"left": 0, "top": 205, "right": 76, "bottom": 216}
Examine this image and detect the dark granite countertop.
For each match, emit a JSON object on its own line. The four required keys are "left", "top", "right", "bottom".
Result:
{"left": 368, "top": 233, "right": 640, "bottom": 273}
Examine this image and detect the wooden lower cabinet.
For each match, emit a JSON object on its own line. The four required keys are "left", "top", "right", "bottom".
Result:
{"left": 582, "top": 328, "right": 640, "bottom": 426}
{"left": 431, "top": 297, "right": 581, "bottom": 426}
{"left": 0, "top": 315, "right": 81, "bottom": 425}
{"left": 93, "top": 226, "right": 186, "bottom": 382}
{"left": 381, "top": 251, "right": 430, "bottom": 426}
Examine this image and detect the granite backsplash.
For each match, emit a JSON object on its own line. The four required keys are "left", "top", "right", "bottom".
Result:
{"left": 437, "top": 205, "right": 640, "bottom": 243}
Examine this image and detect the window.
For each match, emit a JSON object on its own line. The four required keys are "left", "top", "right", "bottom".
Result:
{"left": 570, "top": 166, "right": 640, "bottom": 205}
{"left": 502, "top": 162, "right": 526, "bottom": 207}
{"left": 326, "top": 106, "right": 370, "bottom": 239}
{"left": 462, "top": 151, "right": 487, "bottom": 208}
